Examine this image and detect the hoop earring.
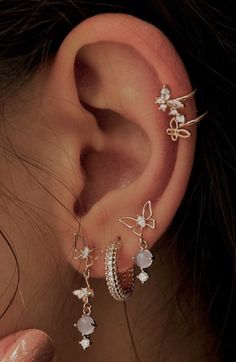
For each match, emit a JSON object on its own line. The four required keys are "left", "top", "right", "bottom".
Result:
{"left": 119, "top": 200, "right": 155, "bottom": 283}
{"left": 105, "top": 238, "right": 135, "bottom": 301}
{"left": 72, "top": 232, "right": 103, "bottom": 350}
{"left": 155, "top": 85, "right": 207, "bottom": 141}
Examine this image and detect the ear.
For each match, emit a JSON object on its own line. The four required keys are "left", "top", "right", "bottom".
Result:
{"left": 42, "top": 14, "right": 197, "bottom": 277}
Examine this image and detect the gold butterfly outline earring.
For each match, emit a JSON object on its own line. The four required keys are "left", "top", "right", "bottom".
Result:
{"left": 119, "top": 200, "right": 156, "bottom": 283}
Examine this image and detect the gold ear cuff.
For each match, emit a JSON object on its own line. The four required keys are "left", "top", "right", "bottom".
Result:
{"left": 155, "top": 85, "right": 207, "bottom": 141}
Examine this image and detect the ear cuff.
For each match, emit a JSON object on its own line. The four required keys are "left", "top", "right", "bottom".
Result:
{"left": 155, "top": 85, "right": 207, "bottom": 141}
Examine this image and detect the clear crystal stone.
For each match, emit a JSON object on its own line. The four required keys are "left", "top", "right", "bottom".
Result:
{"left": 159, "top": 104, "right": 167, "bottom": 111}
{"left": 81, "top": 246, "right": 90, "bottom": 259}
{"left": 77, "top": 315, "right": 96, "bottom": 335}
{"left": 73, "top": 287, "right": 93, "bottom": 300}
{"left": 176, "top": 114, "right": 186, "bottom": 124}
{"left": 169, "top": 109, "right": 179, "bottom": 116}
{"left": 134, "top": 249, "right": 153, "bottom": 268}
{"left": 160, "top": 86, "right": 171, "bottom": 100}
{"left": 167, "top": 99, "right": 184, "bottom": 109}
{"left": 137, "top": 215, "right": 146, "bottom": 228}
{"left": 137, "top": 271, "right": 149, "bottom": 283}
{"left": 79, "top": 337, "right": 90, "bottom": 350}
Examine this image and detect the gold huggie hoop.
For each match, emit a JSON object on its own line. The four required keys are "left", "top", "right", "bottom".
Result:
{"left": 105, "top": 238, "right": 135, "bottom": 302}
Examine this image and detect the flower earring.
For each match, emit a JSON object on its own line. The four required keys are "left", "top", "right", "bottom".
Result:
{"left": 119, "top": 201, "right": 156, "bottom": 283}
{"left": 72, "top": 232, "right": 103, "bottom": 350}
{"left": 155, "top": 85, "right": 207, "bottom": 141}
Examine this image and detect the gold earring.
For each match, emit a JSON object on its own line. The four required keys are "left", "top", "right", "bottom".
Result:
{"left": 155, "top": 85, "right": 207, "bottom": 141}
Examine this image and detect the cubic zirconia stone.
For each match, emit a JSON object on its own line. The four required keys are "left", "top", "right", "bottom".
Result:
{"left": 159, "top": 104, "right": 167, "bottom": 111}
{"left": 137, "top": 271, "right": 149, "bottom": 283}
{"left": 134, "top": 249, "right": 153, "bottom": 268}
{"left": 77, "top": 315, "right": 96, "bottom": 335}
{"left": 176, "top": 114, "right": 186, "bottom": 124}
{"left": 81, "top": 246, "right": 90, "bottom": 259}
{"left": 167, "top": 99, "right": 184, "bottom": 109}
{"left": 160, "top": 86, "right": 171, "bottom": 100}
{"left": 137, "top": 215, "right": 146, "bottom": 228}
{"left": 79, "top": 337, "right": 90, "bottom": 350}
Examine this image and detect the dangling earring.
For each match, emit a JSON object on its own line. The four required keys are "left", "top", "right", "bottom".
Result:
{"left": 155, "top": 85, "right": 207, "bottom": 141}
{"left": 72, "top": 232, "right": 103, "bottom": 350}
{"left": 119, "top": 200, "right": 155, "bottom": 283}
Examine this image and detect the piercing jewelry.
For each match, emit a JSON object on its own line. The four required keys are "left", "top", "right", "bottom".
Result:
{"left": 119, "top": 201, "right": 155, "bottom": 284}
{"left": 155, "top": 85, "right": 207, "bottom": 141}
{"left": 105, "top": 238, "right": 135, "bottom": 301}
{"left": 72, "top": 232, "right": 103, "bottom": 350}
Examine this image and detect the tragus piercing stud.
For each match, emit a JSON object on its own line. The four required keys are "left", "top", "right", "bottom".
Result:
{"left": 72, "top": 232, "right": 103, "bottom": 350}
{"left": 119, "top": 201, "right": 156, "bottom": 284}
{"left": 155, "top": 85, "right": 207, "bottom": 141}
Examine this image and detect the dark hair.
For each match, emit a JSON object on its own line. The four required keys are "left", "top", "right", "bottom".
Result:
{"left": 0, "top": 1, "right": 235, "bottom": 360}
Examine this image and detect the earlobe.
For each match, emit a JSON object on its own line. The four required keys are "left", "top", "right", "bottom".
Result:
{"left": 42, "top": 14, "right": 198, "bottom": 277}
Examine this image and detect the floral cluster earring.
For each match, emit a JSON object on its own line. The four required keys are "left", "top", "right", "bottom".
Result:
{"left": 155, "top": 85, "right": 207, "bottom": 141}
{"left": 119, "top": 200, "right": 156, "bottom": 284}
{"left": 72, "top": 232, "right": 103, "bottom": 350}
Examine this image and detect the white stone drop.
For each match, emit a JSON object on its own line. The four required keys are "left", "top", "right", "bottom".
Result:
{"left": 134, "top": 249, "right": 154, "bottom": 269}
{"left": 77, "top": 315, "right": 96, "bottom": 335}
{"left": 79, "top": 337, "right": 90, "bottom": 350}
{"left": 137, "top": 271, "right": 149, "bottom": 283}
{"left": 176, "top": 114, "right": 186, "bottom": 124}
{"left": 137, "top": 215, "right": 146, "bottom": 228}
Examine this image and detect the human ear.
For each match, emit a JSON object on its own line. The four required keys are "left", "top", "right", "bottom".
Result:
{"left": 42, "top": 14, "right": 197, "bottom": 277}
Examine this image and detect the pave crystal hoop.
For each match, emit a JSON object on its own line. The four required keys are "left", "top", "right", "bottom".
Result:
{"left": 105, "top": 238, "right": 135, "bottom": 301}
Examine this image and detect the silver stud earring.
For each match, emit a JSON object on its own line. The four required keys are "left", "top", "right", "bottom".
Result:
{"left": 119, "top": 201, "right": 156, "bottom": 283}
{"left": 155, "top": 85, "right": 207, "bottom": 141}
{"left": 72, "top": 232, "right": 103, "bottom": 350}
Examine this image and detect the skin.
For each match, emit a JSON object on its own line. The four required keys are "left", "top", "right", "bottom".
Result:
{"left": 0, "top": 14, "right": 219, "bottom": 361}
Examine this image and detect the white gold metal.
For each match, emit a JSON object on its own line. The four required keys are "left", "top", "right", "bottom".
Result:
{"left": 105, "top": 238, "right": 135, "bottom": 301}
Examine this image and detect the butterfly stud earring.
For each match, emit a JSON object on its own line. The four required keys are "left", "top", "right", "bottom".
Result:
{"left": 119, "top": 201, "right": 156, "bottom": 284}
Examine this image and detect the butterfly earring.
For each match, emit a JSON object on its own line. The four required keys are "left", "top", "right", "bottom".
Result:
{"left": 119, "top": 201, "right": 156, "bottom": 283}
{"left": 155, "top": 85, "right": 207, "bottom": 141}
{"left": 72, "top": 232, "right": 103, "bottom": 350}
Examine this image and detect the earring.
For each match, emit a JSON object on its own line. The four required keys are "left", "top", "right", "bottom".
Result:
{"left": 155, "top": 85, "right": 207, "bottom": 141}
{"left": 72, "top": 232, "right": 103, "bottom": 350}
{"left": 105, "top": 237, "right": 135, "bottom": 301}
{"left": 119, "top": 200, "right": 155, "bottom": 284}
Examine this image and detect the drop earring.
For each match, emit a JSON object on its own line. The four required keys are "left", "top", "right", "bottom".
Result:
{"left": 119, "top": 200, "right": 156, "bottom": 283}
{"left": 155, "top": 85, "right": 207, "bottom": 141}
{"left": 72, "top": 232, "right": 103, "bottom": 350}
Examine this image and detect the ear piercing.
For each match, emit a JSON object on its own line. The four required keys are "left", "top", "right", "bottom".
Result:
{"left": 119, "top": 201, "right": 156, "bottom": 284}
{"left": 105, "top": 238, "right": 135, "bottom": 301}
{"left": 155, "top": 85, "right": 207, "bottom": 141}
{"left": 72, "top": 232, "right": 103, "bottom": 350}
